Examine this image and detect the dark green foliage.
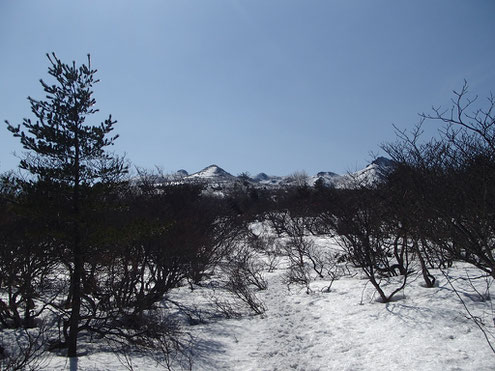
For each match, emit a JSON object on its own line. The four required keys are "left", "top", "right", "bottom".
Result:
{"left": 5, "top": 53, "right": 123, "bottom": 185}
{"left": 4, "top": 53, "right": 127, "bottom": 358}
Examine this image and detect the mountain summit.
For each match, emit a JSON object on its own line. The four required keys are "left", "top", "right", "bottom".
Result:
{"left": 187, "top": 165, "right": 235, "bottom": 180}
{"left": 341, "top": 156, "right": 395, "bottom": 188}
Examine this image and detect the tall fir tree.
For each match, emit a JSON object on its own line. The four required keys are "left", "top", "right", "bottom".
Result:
{"left": 5, "top": 53, "right": 127, "bottom": 358}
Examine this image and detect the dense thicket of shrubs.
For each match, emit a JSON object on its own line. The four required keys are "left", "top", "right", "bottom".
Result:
{"left": 0, "top": 172, "right": 250, "bottom": 366}
{"left": 243, "top": 83, "right": 495, "bottom": 305}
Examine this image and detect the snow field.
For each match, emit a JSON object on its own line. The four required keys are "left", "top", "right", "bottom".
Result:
{"left": 191, "top": 266, "right": 493, "bottom": 371}
{"left": 40, "top": 229, "right": 495, "bottom": 370}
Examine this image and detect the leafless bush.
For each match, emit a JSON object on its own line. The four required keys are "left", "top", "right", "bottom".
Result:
{"left": 284, "top": 237, "right": 348, "bottom": 293}
{"left": 246, "top": 231, "right": 274, "bottom": 252}
{"left": 226, "top": 277, "right": 266, "bottom": 315}
{"left": 223, "top": 247, "right": 267, "bottom": 315}
{"left": 0, "top": 323, "right": 50, "bottom": 371}
{"left": 283, "top": 236, "right": 313, "bottom": 293}
{"left": 264, "top": 250, "right": 281, "bottom": 273}
{"left": 266, "top": 210, "right": 348, "bottom": 293}
{"left": 210, "top": 295, "right": 244, "bottom": 319}
{"left": 383, "top": 83, "right": 495, "bottom": 279}
{"left": 265, "top": 211, "right": 292, "bottom": 237}
{"left": 324, "top": 188, "right": 411, "bottom": 303}
{"left": 232, "top": 247, "right": 268, "bottom": 291}
{"left": 320, "top": 253, "right": 349, "bottom": 293}
{"left": 245, "top": 231, "right": 281, "bottom": 272}
{"left": 96, "top": 311, "right": 192, "bottom": 371}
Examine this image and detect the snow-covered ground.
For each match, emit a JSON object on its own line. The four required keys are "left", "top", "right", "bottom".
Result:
{"left": 41, "top": 235, "right": 495, "bottom": 370}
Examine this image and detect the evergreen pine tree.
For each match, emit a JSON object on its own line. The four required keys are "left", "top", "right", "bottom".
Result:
{"left": 5, "top": 53, "right": 127, "bottom": 359}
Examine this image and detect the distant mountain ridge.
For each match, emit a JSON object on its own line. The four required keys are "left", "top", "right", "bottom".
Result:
{"left": 172, "top": 157, "right": 395, "bottom": 191}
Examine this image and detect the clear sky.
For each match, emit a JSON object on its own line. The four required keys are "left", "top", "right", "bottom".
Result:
{"left": 1, "top": 1, "right": 494, "bottom": 176}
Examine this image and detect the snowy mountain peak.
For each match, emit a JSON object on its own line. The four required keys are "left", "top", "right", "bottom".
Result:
{"left": 254, "top": 173, "right": 270, "bottom": 182}
{"left": 340, "top": 157, "right": 395, "bottom": 188}
{"left": 316, "top": 171, "right": 339, "bottom": 178}
{"left": 187, "top": 164, "right": 235, "bottom": 180}
{"left": 371, "top": 156, "right": 394, "bottom": 168}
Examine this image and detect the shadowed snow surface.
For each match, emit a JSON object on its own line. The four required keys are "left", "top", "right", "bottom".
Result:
{"left": 186, "top": 267, "right": 493, "bottom": 371}
{"left": 42, "top": 239, "right": 494, "bottom": 370}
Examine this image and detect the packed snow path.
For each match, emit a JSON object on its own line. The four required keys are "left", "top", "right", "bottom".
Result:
{"left": 191, "top": 264, "right": 495, "bottom": 371}
{"left": 253, "top": 272, "right": 328, "bottom": 370}
{"left": 190, "top": 267, "right": 332, "bottom": 371}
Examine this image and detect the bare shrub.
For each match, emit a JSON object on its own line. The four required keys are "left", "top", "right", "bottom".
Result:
{"left": 0, "top": 324, "right": 50, "bottom": 371}
{"left": 245, "top": 230, "right": 281, "bottom": 272}
{"left": 223, "top": 247, "right": 267, "bottom": 315}
{"left": 266, "top": 210, "right": 346, "bottom": 293}
{"left": 226, "top": 277, "right": 266, "bottom": 315}
{"left": 209, "top": 295, "right": 244, "bottom": 320}
{"left": 283, "top": 236, "right": 313, "bottom": 293}
{"left": 326, "top": 189, "right": 410, "bottom": 303}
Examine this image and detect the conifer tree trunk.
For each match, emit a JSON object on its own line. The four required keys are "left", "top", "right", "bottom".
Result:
{"left": 68, "top": 129, "right": 82, "bottom": 358}
{"left": 67, "top": 231, "right": 82, "bottom": 358}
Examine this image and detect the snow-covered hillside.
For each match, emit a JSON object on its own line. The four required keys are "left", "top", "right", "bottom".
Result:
{"left": 336, "top": 157, "right": 396, "bottom": 189}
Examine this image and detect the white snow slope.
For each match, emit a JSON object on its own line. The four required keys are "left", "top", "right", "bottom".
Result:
{"left": 42, "top": 232, "right": 495, "bottom": 370}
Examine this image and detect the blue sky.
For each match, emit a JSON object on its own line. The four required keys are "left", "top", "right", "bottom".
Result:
{"left": 1, "top": 1, "right": 494, "bottom": 176}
